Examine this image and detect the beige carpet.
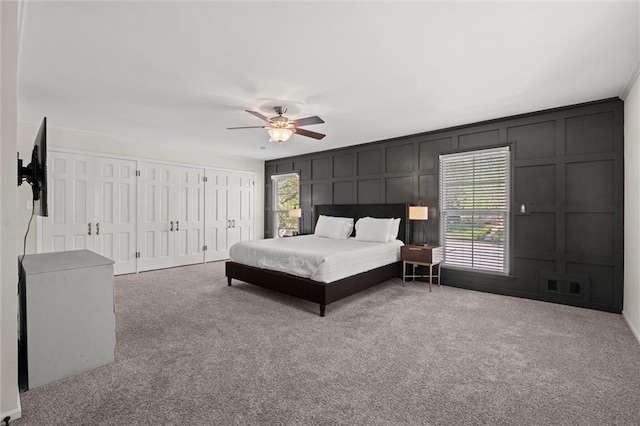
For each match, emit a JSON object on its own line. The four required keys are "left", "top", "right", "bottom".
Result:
{"left": 15, "top": 261, "right": 640, "bottom": 425}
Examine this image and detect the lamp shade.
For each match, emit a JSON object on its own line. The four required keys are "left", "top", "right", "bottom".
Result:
{"left": 409, "top": 206, "right": 428, "bottom": 220}
{"left": 268, "top": 128, "right": 294, "bottom": 143}
{"left": 288, "top": 208, "right": 302, "bottom": 218}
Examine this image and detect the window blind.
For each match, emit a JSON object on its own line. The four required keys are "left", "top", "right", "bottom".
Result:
{"left": 439, "top": 147, "right": 510, "bottom": 274}
{"left": 272, "top": 173, "right": 300, "bottom": 237}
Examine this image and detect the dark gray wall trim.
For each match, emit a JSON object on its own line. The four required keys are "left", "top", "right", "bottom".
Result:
{"left": 265, "top": 98, "right": 624, "bottom": 313}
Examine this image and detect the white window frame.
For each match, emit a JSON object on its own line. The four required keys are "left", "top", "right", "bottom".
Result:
{"left": 271, "top": 173, "right": 300, "bottom": 238}
{"left": 439, "top": 147, "right": 510, "bottom": 274}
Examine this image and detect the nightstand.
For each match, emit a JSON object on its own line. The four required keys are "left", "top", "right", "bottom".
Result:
{"left": 401, "top": 244, "right": 444, "bottom": 291}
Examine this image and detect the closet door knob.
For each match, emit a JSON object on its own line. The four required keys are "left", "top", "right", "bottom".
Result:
{"left": 88, "top": 223, "right": 92, "bottom": 235}
{"left": 96, "top": 223, "right": 100, "bottom": 236}
{"left": 176, "top": 221, "right": 179, "bottom": 231}
{"left": 170, "top": 221, "right": 174, "bottom": 231}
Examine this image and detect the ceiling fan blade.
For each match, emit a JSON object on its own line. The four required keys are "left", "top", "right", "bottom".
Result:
{"left": 295, "top": 128, "right": 326, "bottom": 140}
{"left": 245, "top": 110, "right": 269, "bottom": 121}
{"left": 293, "top": 116, "right": 324, "bottom": 127}
{"left": 227, "top": 126, "right": 267, "bottom": 129}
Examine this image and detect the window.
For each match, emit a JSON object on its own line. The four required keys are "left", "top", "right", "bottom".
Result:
{"left": 439, "top": 147, "right": 510, "bottom": 274}
{"left": 272, "top": 173, "right": 300, "bottom": 237}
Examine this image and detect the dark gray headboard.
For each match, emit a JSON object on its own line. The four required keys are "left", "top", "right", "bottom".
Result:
{"left": 312, "top": 203, "right": 410, "bottom": 243}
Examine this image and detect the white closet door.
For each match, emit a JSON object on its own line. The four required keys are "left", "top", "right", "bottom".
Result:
{"left": 204, "top": 170, "right": 230, "bottom": 261}
{"left": 174, "top": 166, "right": 205, "bottom": 266}
{"left": 94, "top": 157, "right": 137, "bottom": 275}
{"left": 204, "top": 170, "right": 254, "bottom": 262}
{"left": 234, "top": 173, "right": 254, "bottom": 243}
{"left": 42, "top": 153, "right": 95, "bottom": 252}
{"left": 137, "top": 162, "right": 174, "bottom": 271}
{"left": 226, "top": 174, "right": 241, "bottom": 248}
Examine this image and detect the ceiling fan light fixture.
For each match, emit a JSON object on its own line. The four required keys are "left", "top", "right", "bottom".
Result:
{"left": 268, "top": 127, "right": 294, "bottom": 143}
{"left": 229, "top": 106, "right": 326, "bottom": 141}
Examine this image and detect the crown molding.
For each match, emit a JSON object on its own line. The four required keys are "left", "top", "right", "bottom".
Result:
{"left": 621, "top": 61, "right": 640, "bottom": 100}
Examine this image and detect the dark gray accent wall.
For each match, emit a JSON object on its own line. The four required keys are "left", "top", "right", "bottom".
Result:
{"left": 265, "top": 98, "right": 624, "bottom": 313}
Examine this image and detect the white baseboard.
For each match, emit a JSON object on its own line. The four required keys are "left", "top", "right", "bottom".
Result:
{"left": 0, "top": 391, "right": 21, "bottom": 423}
{"left": 622, "top": 310, "right": 640, "bottom": 345}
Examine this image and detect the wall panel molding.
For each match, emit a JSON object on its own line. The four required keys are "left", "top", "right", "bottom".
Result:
{"left": 265, "top": 98, "right": 624, "bottom": 312}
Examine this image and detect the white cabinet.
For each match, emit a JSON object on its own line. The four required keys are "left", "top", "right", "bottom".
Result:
{"left": 40, "top": 151, "right": 254, "bottom": 274}
{"left": 19, "top": 250, "right": 115, "bottom": 390}
{"left": 204, "top": 170, "right": 254, "bottom": 261}
{"left": 42, "top": 152, "right": 137, "bottom": 275}
{"left": 137, "top": 162, "right": 204, "bottom": 271}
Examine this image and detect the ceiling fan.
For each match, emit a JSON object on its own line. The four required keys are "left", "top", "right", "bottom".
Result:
{"left": 227, "top": 106, "right": 326, "bottom": 143}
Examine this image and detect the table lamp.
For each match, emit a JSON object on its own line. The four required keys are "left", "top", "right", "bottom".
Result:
{"left": 409, "top": 205, "right": 429, "bottom": 245}
{"left": 288, "top": 207, "right": 302, "bottom": 235}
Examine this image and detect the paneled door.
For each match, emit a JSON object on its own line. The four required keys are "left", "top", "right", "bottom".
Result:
{"left": 93, "top": 157, "right": 137, "bottom": 275}
{"left": 137, "top": 162, "right": 205, "bottom": 271}
{"left": 204, "top": 170, "right": 231, "bottom": 262}
{"left": 42, "top": 152, "right": 137, "bottom": 275}
{"left": 174, "top": 166, "right": 205, "bottom": 266}
{"left": 41, "top": 152, "right": 255, "bottom": 274}
{"left": 42, "top": 152, "right": 95, "bottom": 252}
{"left": 229, "top": 173, "right": 254, "bottom": 245}
{"left": 204, "top": 170, "right": 254, "bottom": 262}
{"left": 137, "top": 162, "right": 175, "bottom": 271}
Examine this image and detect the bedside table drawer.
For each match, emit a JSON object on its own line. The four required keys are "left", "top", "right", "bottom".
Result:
{"left": 401, "top": 245, "right": 443, "bottom": 264}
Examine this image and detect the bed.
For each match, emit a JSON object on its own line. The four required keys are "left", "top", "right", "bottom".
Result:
{"left": 225, "top": 203, "right": 409, "bottom": 316}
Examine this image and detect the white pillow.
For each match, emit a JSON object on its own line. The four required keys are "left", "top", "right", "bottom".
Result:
{"left": 388, "top": 218, "right": 401, "bottom": 242}
{"left": 314, "top": 215, "right": 354, "bottom": 239}
{"left": 355, "top": 217, "right": 394, "bottom": 243}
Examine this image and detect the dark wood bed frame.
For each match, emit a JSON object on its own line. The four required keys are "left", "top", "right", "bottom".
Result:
{"left": 225, "top": 203, "right": 410, "bottom": 317}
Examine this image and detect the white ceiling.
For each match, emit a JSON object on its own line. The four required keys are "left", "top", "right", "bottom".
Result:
{"left": 17, "top": 1, "right": 639, "bottom": 161}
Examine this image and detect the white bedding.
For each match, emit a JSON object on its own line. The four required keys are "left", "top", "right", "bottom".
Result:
{"left": 229, "top": 235, "right": 404, "bottom": 283}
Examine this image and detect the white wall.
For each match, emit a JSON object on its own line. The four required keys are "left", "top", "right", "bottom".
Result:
{"left": 10, "top": 115, "right": 264, "bottom": 420}
{"left": 17, "top": 124, "right": 265, "bottom": 255}
{"left": 624, "top": 70, "right": 640, "bottom": 343}
{"left": 1, "top": 1, "right": 20, "bottom": 421}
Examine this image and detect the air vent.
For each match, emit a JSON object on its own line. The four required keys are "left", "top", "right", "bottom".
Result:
{"left": 569, "top": 281, "right": 581, "bottom": 294}
{"left": 540, "top": 271, "right": 589, "bottom": 300}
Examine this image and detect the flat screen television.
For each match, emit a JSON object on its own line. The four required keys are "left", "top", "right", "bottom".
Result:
{"left": 18, "top": 117, "right": 48, "bottom": 216}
